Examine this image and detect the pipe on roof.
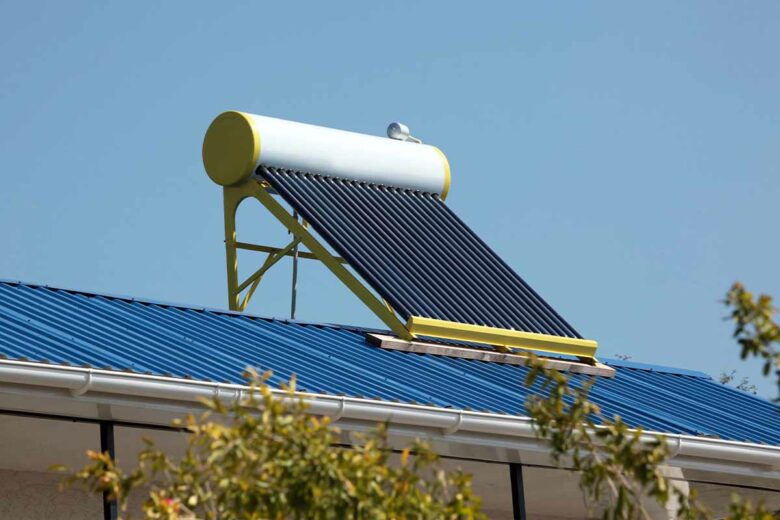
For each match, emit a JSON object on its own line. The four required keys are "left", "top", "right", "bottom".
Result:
{"left": 0, "top": 360, "right": 778, "bottom": 476}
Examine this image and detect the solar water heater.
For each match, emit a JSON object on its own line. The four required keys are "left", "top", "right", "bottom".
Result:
{"left": 202, "top": 111, "right": 599, "bottom": 363}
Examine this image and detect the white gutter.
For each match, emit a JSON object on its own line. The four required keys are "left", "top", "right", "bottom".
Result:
{"left": 0, "top": 360, "right": 778, "bottom": 475}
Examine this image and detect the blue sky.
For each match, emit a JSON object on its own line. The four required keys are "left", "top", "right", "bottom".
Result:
{"left": 1, "top": 2, "right": 778, "bottom": 396}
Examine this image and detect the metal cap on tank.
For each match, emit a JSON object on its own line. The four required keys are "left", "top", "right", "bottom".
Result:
{"left": 202, "top": 111, "right": 260, "bottom": 186}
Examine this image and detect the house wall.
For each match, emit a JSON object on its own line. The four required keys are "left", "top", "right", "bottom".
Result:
{"left": 0, "top": 415, "right": 102, "bottom": 519}
{"left": 0, "top": 469, "right": 101, "bottom": 519}
{"left": 1, "top": 413, "right": 778, "bottom": 519}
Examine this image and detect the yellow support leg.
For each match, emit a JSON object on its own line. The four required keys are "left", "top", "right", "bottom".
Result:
{"left": 223, "top": 182, "right": 270, "bottom": 311}
{"left": 221, "top": 179, "right": 411, "bottom": 340}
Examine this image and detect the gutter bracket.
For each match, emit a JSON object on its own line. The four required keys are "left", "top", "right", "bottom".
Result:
{"left": 443, "top": 411, "right": 464, "bottom": 435}
{"left": 70, "top": 369, "right": 94, "bottom": 397}
{"left": 330, "top": 397, "right": 346, "bottom": 423}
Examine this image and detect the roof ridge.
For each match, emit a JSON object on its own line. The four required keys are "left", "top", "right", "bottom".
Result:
{"left": 0, "top": 278, "right": 373, "bottom": 333}
{"left": 601, "top": 357, "right": 711, "bottom": 379}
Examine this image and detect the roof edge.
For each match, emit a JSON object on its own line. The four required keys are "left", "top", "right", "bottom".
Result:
{"left": 1, "top": 359, "right": 778, "bottom": 478}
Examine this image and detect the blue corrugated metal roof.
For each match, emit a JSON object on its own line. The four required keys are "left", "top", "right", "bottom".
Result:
{"left": 262, "top": 167, "right": 581, "bottom": 338}
{"left": 0, "top": 279, "right": 777, "bottom": 445}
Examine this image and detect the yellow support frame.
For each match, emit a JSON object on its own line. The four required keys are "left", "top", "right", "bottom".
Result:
{"left": 406, "top": 316, "right": 598, "bottom": 360}
{"left": 223, "top": 179, "right": 411, "bottom": 339}
{"left": 222, "top": 178, "right": 599, "bottom": 361}
{"left": 234, "top": 241, "right": 344, "bottom": 263}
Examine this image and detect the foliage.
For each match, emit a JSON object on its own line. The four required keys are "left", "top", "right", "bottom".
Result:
{"left": 718, "top": 369, "right": 758, "bottom": 395}
{"left": 523, "top": 355, "right": 775, "bottom": 519}
{"left": 54, "top": 369, "right": 483, "bottom": 520}
{"left": 524, "top": 357, "right": 701, "bottom": 520}
{"left": 727, "top": 498, "right": 777, "bottom": 520}
{"left": 724, "top": 282, "right": 780, "bottom": 400}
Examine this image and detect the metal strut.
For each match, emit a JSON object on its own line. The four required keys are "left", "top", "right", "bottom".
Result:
{"left": 221, "top": 180, "right": 411, "bottom": 339}
{"left": 290, "top": 211, "right": 300, "bottom": 320}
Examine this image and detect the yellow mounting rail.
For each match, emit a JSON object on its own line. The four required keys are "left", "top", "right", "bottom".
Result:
{"left": 222, "top": 178, "right": 599, "bottom": 362}
{"left": 406, "top": 316, "right": 598, "bottom": 359}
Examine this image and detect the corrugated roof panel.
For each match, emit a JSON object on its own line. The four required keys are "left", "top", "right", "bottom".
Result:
{"left": 0, "top": 280, "right": 777, "bottom": 445}
{"left": 261, "top": 167, "right": 581, "bottom": 338}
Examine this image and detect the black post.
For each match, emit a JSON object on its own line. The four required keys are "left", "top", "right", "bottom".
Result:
{"left": 510, "top": 463, "right": 527, "bottom": 520}
{"left": 100, "top": 421, "right": 118, "bottom": 520}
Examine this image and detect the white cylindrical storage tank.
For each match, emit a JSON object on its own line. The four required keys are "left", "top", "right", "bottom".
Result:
{"left": 202, "top": 111, "right": 451, "bottom": 198}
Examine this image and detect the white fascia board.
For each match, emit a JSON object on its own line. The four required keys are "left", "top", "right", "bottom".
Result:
{"left": 0, "top": 359, "right": 778, "bottom": 482}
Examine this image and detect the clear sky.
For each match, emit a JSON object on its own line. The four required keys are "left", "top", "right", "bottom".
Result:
{"left": 1, "top": 2, "right": 778, "bottom": 396}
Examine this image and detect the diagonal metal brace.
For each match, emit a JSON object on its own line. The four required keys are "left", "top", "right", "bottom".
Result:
{"left": 222, "top": 180, "right": 412, "bottom": 340}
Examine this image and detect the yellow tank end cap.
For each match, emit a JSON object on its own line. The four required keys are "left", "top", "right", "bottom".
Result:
{"left": 432, "top": 146, "right": 451, "bottom": 200}
{"left": 202, "top": 111, "right": 260, "bottom": 186}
